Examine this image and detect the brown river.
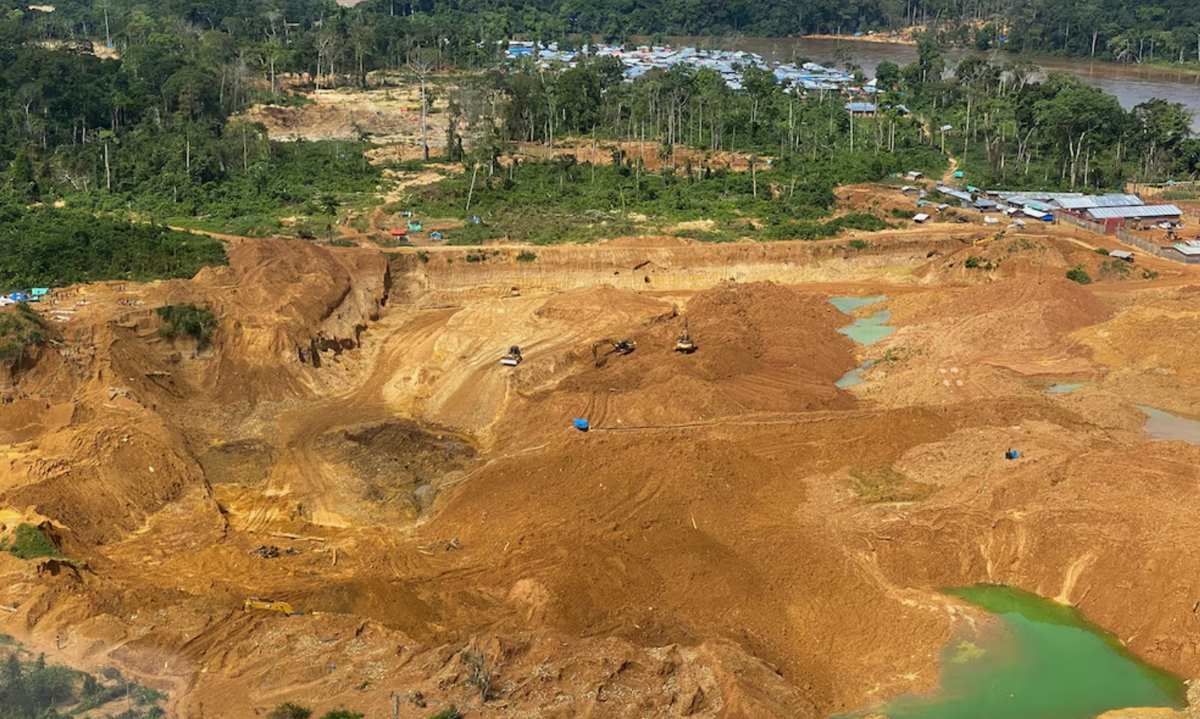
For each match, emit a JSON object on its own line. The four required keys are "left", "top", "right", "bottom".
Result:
{"left": 667, "top": 36, "right": 1200, "bottom": 130}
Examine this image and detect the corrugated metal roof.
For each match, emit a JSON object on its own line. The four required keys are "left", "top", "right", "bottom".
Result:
{"left": 1086, "top": 205, "right": 1182, "bottom": 219}
{"left": 845, "top": 102, "right": 877, "bottom": 113}
{"left": 1173, "top": 243, "right": 1200, "bottom": 256}
{"left": 1056, "top": 194, "right": 1144, "bottom": 210}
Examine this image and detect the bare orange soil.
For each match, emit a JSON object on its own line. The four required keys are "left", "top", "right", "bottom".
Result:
{"left": 2, "top": 217, "right": 1200, "bottom": 718}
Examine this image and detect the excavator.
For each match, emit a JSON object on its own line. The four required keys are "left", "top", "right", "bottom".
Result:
{"left": 244, "top": 598, "right": 298, "bottom": 615}
{"left": 500, "top": 345, "right": 523, "bottom": 366}
{"left": 591, "top": 338, "right": 636, "bottom": 367}
{"left": 675, "top": 319, "right": 697, "bottom": 354}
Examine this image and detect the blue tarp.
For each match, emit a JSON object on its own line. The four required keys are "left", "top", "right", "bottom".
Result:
{"left": 572, "top": 418, "right": 590, "bottom": 432}
{"left": 1005, "top": 449, "right": 1022, "bottom": 460}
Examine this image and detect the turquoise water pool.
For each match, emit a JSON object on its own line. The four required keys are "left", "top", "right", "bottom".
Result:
{"left": 852, "top": 585, "right": 1185, "bottom": 719}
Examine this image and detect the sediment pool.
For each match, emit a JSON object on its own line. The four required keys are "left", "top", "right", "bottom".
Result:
{"left": 1139, "top": 406, "right": 1200, "bottom": 445}
{"left": 830, "top": 296, "right": 895, "bottom": 346}
{"left": 857, "top": 585, "right": 1185, "bottom": 719}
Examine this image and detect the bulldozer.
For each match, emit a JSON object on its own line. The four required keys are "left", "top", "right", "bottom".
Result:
{"left": 500, "top": 345, "right": 523, "bottom": 366}
{"left": 591, "top": 338, "right": 636, "bottom": 367}
{"left": 674, "top": 320, "right": 697, "bottom": 354}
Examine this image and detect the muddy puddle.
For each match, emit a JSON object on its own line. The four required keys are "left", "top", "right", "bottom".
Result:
{"left": 831, "top": 295, "right": 895, "bottom": 346}
{"left": 848, "top": 585, "right": 1185, "bottom": 719}
{"left": 836, "top": 359, "right": 876, "bottom": 389}
{"left": 1139, "top": 406, "right": 1200, "bottom": 445}
{"left": 320, "top": 420, "right": 477, "bottom": 513}
{"left": 1047, "top": 383, "right": 1085, "bottom": 395}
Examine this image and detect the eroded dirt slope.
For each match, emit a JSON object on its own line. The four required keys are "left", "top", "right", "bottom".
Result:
{"left": 1, "top": 224, "right": 1199, "bottom": 718}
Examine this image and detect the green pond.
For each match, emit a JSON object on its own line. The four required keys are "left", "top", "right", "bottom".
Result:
{"left": 837, "top": 310, "right": 895, "bottom": 345}
{"left": 856, "top": 585, "right": 1186, "bottom": 719}
{"left": 829, "top": 296, "right": 895, "bottom": 346}
{"left": 830, "top": 295, "right": 888, "bottom": 313}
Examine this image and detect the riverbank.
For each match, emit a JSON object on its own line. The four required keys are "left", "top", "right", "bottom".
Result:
{"left": 803, "top": 31, "right": 918, "bottom": 46}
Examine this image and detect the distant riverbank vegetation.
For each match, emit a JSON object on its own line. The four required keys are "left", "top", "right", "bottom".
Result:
{"left": 5, "top": 0, "right": 1198, "bottom": 65}
{"left": 0, "top": 0, "right": 1196, "bottom": 250}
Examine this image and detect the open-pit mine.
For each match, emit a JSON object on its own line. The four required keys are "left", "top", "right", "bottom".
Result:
{"left": 4, "top": 218, "right": 1200, "bottom": 718}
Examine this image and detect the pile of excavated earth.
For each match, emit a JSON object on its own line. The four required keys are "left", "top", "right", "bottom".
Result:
{"left": 3, "top": 211, "right": 1200, "bottom": 718}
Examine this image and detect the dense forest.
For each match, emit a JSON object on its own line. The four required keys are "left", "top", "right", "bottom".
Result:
{"left": 4, "top": 0, "right": 1199, "bottom": 64}
{"left": 0, "top": 0, "right": 1196, "bottom": 262}
{"left": 0, "top": 201, "right": 226, "bottom": 289}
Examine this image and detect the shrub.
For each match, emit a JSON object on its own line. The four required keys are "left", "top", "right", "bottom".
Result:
{"left": 463, "top": 650, "right": 493, "bottom": 701}
{"left": 319, "top": 711, "right": 364, "bottom": 719}
{"left": 1065, "top": 266, "right": 1092, "bottom": 285}
{"left": 267, "top": 704, "right": 313, "bottom": 719}
{"left": 429, "top": 708, "right": 463, "bottom": 719}
{"left": 4, "top": 523, "right": 61, "bottom": 559}
{"left": 0, "top": 304, "right": 47, "bottom": 364}
{"left": 1099, "top": 260, "right": 1131, "bottom": 279}
{"left": 515, "top": 250, "right": 537, "bottom": 262}
{"left": 156, "top": 304, "right": 218, "bottom": 349}
{"left": 416, "top": 250, "right": 431, "bottom": 263}
{"left": 848, "top": 238, "right": 869, "bottom": 250}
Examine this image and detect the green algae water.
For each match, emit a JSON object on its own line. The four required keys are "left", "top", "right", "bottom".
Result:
{"left": 867, "top": 585, "right": 1186, "bottom": 719}
{"left": 830, "top": 295, "right": 888, "bottom": 313}
{"left": 837, "top": 310, "right": 895, "bottom": 345}
{"left": 829, "top": 296, "right": 895, "bottom": 346}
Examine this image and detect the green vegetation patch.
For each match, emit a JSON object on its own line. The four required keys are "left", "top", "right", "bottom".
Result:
{"left": 76, "top": 141, "right": 382, "bottom": 239}
{"left": 760, "top": 212, "right": 890, "bottom": 241}
{"left": 2, "top": 523, "right": 61, "bottom": 560}
{"left": 849, "top": 467, "right": 935, "bottom": 503}
{"left": 0, "top": 304, "right": 47, "bottom": 364}
{"left": 156, "top": 304, "right": 218, "bottom": 349}
{"left": 0, "top": 644, "right": 167, "bottom": 719}
{"left": 0, "top": 203, "right": 226, "bottom": 290}
{"left": 1066, "top": 265, "right": 1093, "bottom": 285}
{"left": 407, "top": 156, "right": 922, "bottom": 246}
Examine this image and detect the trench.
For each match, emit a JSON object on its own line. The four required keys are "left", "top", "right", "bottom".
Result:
{"left": 845, "top": 585, "right": 1186, "bottom": 719}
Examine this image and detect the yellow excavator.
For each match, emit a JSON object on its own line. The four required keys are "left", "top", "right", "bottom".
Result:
{"left": 675, "top": 320, "right": 697, "bottom": 354}
{"left": 244, "top": 598, "right": 298, "bottom": 615}
{"left": 591, "top": 338, "right": 636, "bottom": 367}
